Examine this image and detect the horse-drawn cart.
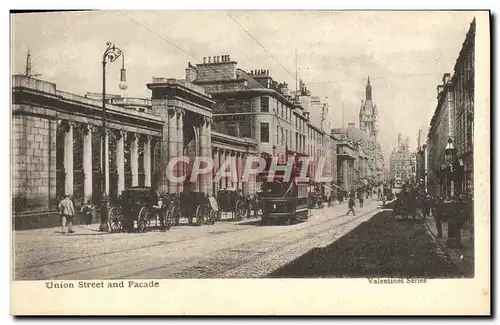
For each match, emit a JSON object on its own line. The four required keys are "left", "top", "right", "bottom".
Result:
{"left": 168, "top": 191, "right": 217, "bottom": 226}
{"left": 215, "top": 189, "right": 248, "bottom": 221}
{"left": 107, "top": 187, "right": 172, "bottom": 233}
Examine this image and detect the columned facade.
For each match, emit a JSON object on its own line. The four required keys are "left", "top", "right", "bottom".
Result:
{"left": 12, "top": 75, "right": 258, "bottom": 230}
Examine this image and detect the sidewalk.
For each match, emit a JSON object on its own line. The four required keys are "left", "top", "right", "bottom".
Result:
{"left": 423, "top": 215, "right": 474, "bottom": 277}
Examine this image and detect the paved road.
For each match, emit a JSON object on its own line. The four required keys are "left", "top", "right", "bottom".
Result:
{"left": 270, "top": 208, "right": 466, "bottom": 278}
{"left": 14, "top": 199, "right": 382, "bottom": 280}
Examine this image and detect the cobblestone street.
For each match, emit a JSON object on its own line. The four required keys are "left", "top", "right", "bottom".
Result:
{"left": 14, "top": 200, "right": 383, "bottom": 280}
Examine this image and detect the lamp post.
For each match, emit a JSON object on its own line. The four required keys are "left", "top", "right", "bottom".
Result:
{"left": 444, "top": 137, "right": 456, "bottom": 197}
{"left": 99, "top": 42, "right": 127, "bottom": 232}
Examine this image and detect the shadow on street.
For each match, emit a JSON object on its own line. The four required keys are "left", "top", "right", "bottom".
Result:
{"left": 268, "top": 207, "right": 469, "bottom": 279}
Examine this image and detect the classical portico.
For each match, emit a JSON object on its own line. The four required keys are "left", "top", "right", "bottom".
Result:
{"left": 12, "top": 75, "right": 258, "bottom": 230}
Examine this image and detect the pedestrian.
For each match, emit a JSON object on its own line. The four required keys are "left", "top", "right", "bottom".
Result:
{"left": 80, "top": 200, "right": 94, "bottom": 225}
{"left": 346, "top": 196, "right": 356, "bottom": 216}
{"left": 58, "top": 194, "right": 75, "bottom": 234}
{"left": 327, "top": 192, "right": 333, "bottom": 207}
{"left": 359, "top": 195, "right": 364, "bottom": 208}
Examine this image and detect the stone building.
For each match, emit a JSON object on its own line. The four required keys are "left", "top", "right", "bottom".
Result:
{"left": 427, "top": 18, "right": 475, "bottom": 198}
{"left": 359, "top": 77, "right": 385, "bottom": 182}
{"left": 389, "top": 133, "right": 413, "bottom": 182}
{"left": 187, "top": 55, "right": 335, "bottom": 191}
{"left": 12, "top": 74, "right": 258, "bottom": 230}
{"left": 451, "top": 18, "right": 475, "bottom": 197}
{"left": 427, "top": 72, "right": 455, "bottom": 197}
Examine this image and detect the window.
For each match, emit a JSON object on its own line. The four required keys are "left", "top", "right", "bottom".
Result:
{"left": 276, "top": 125, "right": 280, "bottom": 144}
{"left": 286, "top": 129, "right": 288, "bottom": 147}
{"left": 260, "top": 123, "right": 269, "bottom": 143}
{"left": 260, "top": 97, "right": 269, "bottom": 113}
{"left": 281, "top": 102, "right": 284, "bottom": 118}
{"left": 227, "top": 123, "right": 239, "bottom": 137}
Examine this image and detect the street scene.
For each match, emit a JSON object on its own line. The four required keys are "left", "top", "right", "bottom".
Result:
{"left": 12, "top": 11, "right": 477, "bottom": 282}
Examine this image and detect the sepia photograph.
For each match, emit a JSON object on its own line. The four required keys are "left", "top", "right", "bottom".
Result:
{"left": 9, "top": 9, "right": 490, "bottom": 315}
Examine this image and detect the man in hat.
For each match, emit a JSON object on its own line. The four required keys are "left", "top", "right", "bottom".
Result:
{"left": 58, "top": 194, "right": 75, "bottom": 234}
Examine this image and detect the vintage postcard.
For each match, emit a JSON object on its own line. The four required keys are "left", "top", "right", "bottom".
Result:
{"left": 10, "top": 10, "right": 490, "bottom": 315}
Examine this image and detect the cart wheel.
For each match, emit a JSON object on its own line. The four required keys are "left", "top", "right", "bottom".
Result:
{"left": 195, "top": 206, "right": 203, "bottom": 226}
{"left": 138, "top": 207, "right": 150, "bottom": 233}
{"left": 170, "top": 206, "right": 180, "bottom": 226}
{"left": 235, "top": 200, "right": 246, "bottom": 220}
{"left": 210, "top": 210, "right": 217, "bottom": 225}
{"left": 164, "top": 209, "right": 172, "bottom": 231}
{"left": 107, "top": 207, "right": 123, "bottom": 233}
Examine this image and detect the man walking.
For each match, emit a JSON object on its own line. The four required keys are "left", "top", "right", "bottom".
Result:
{"left": 58, "top": 194, "right": 75, "bottom": 234}
{"left": 359, "top": 194, "right": 364, "bottom": 208}
{"left": 346, "top": 195, "right": 356, "bottom": 216}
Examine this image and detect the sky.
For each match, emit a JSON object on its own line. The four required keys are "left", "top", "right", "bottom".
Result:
{"left": 11, "top": 10, "right": 476, "bottom": 162}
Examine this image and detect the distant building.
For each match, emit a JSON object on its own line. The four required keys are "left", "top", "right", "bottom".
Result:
{"left": 389, "top": 133, "right": 413, "bottom": 182}
{"left": 359, "top": 77, "right": 384, "bottom": 182}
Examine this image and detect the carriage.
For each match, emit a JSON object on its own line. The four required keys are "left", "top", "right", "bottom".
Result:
{"left": 107, "top": 187, "right": 172, "bottom": 233}
{"left": 308, "top": 186, "right": 324, "bottom": 209}
{"left": 391, "top": 187, "right": 422, "bottom": 220}
{"left": 168, "top": 191, "right": 217, "bottom": 226}
{"left": 215, "top": 189, "right": 248, "bottom": 221}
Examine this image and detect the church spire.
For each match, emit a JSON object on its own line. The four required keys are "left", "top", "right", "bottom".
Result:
{"left": 366, "top": 76, "right": 372, "bottom": 100}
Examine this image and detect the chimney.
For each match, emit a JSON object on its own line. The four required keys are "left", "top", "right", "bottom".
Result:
{"left": 208, "top": 56, "right": 212, "bottom": 63}
{"left": 437, "top": 84, "right": 444, "bottom": 98}
{"left": 203, "top": 57, "right": 206, "bottom": 64}
{"left": 185, "top": 63, "right": 197, "bottom": 83}
{"left": 227, "top": 55, "right": 231, "bottom": 61}
{"left": 281, "top": 83, "right": 289, "bottom": 96}
{"left": 217, "top": 56, "right": 220, "bottom": 63}
{"left": 442, "top": 73, "right": 451, "bottom": 84}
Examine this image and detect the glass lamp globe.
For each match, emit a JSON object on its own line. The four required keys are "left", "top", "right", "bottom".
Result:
{"left": 119, "top": 81, "right": 128, "bottom": 90}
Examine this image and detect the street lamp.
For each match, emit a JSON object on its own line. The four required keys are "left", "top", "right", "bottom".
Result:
{"left": 99, "top": 41, "right": 127, "bottom": 232}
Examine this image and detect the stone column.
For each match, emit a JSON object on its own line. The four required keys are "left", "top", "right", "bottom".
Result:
{"left": 130, "top": 133, "right": 139, "bottom": 187}
{"left": 229, "top": 151, "right": 235, "bottom": 189}
{"left": 83, "top": 124, "right": 93, "bottom": 202}
{"left": 221, "top": 149, "right": 226, "bottom": 189}
{"left": 177, "top": 109, "right": 184, "bottom": 193}
{"left": 206, "top": 117, "right": 212, "bottom": 195}
{"left": 199, "top": 117, "right": 212, "bottom": 195}
{"left": 144, "top": 135, "right": 151, "bottom": 187}
{"left": 167, "top": 109, "right": 178, "bottom": 194}
{"left": 236, "top": 152, "right": 242, "bottom": 190}
{"left": 213, "top": 148, "right": 219, "bottom": 195}
{"left": 64, "top": 122, "right": 74, "bottom": 196}
{"left": 116, "top": 130, "right": 125, "bottom": 195}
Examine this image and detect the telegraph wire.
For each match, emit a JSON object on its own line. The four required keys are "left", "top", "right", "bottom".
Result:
{"left": 307, "top": 72, "right": 444, "bottom": 85}
{"left": 227, "top": 13, "right": 297, "bottom": 80}
{"left": 124, "top": 11, "right": 203, "bottom": 64}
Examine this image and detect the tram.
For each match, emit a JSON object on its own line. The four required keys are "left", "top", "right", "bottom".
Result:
{"left": 257, "top": 152, "right": 310, "bottom": 225}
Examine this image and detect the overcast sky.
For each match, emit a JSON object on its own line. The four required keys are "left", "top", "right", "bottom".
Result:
{"left": 11, "top": 10, "right": 475, "bottom": 162}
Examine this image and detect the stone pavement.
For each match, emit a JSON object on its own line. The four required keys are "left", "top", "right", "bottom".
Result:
{"left": 13, "top": 199, "right": 383, "bottom": 280}
{"left": 423, "top": 214, "right": 474, "bottom": 277}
